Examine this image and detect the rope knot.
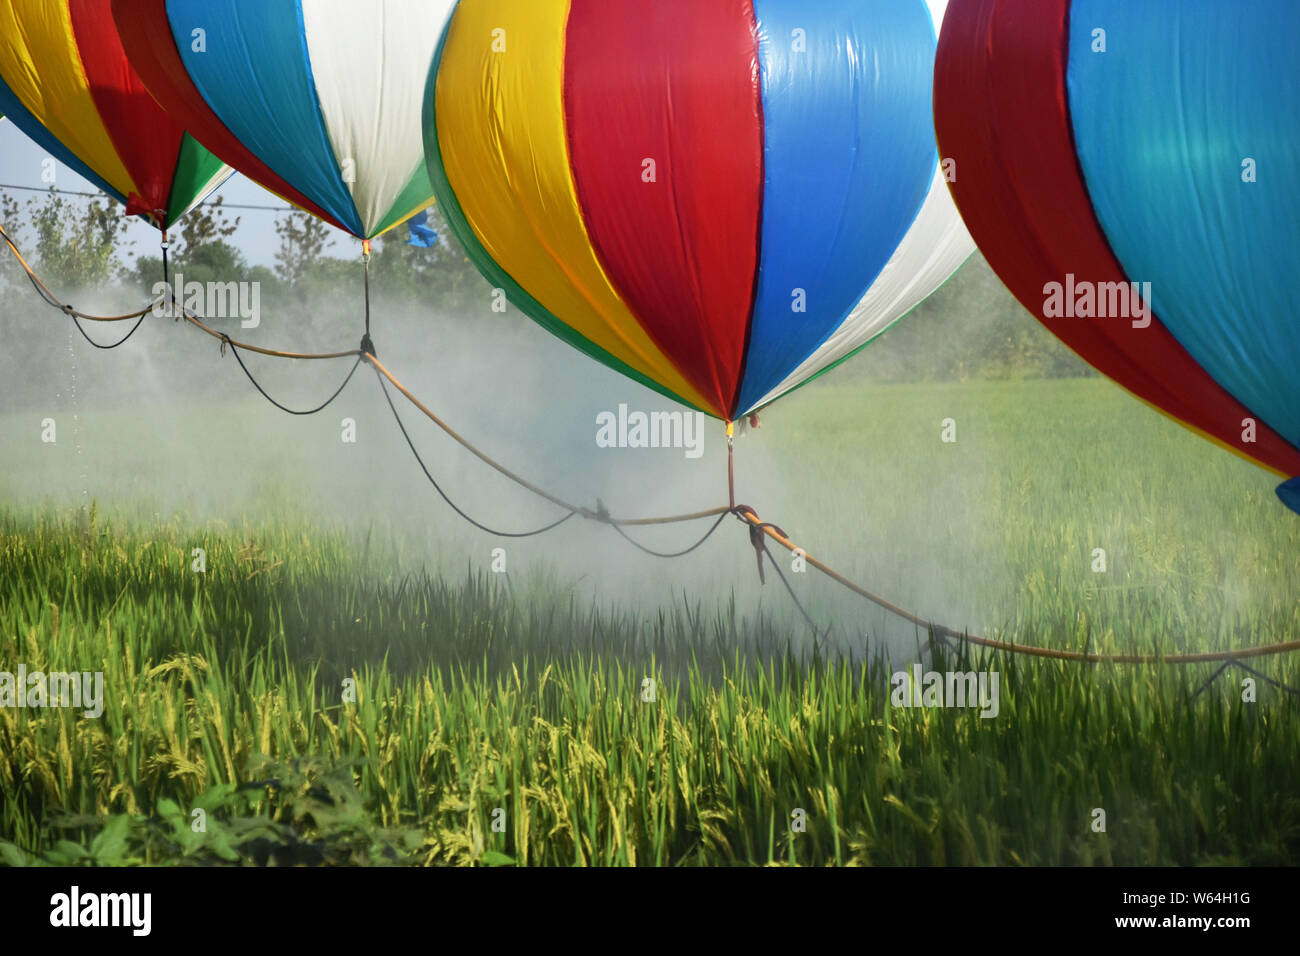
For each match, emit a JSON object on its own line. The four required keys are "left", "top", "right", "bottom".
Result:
{"left": 730, "top": 506, "right": 790, "bottom": 586}
{"left": 360, "top": 333, "right": 376, "bottom": 358}
{"left": 219, "top": 333, "right": 232, "bottom": 357}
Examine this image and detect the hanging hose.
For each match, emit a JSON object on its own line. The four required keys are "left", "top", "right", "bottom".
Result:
{"left": 224, "top": 337, "right": 364, "bottom": 416}
{"left": 608, "top": 511, "right": 730, "bottom": 558}
{"left": 5, "top": 221, "right": 1300, "bottom": 674}
{"left": 374, "top": 365, "right": 577, "bottom": 538}
{"left": 2, "top": 222, "right": 154, "bottom": 350}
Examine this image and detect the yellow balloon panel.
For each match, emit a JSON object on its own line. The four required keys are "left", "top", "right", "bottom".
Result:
{"left": 433, "top": 0, "right": 716, "bottom": 415}
{"left": 0, "top": 0, "right": 134, "bottom": 197}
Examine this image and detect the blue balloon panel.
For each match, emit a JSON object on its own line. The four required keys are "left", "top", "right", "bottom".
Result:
{"left": 737, "top": 0, "right": 937, "bottom": 413}
{"left": 1069, "top": 0, "right": 1300, "bottom": 449}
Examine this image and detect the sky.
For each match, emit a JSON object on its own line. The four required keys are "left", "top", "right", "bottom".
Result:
{"left": 0, "top": 118, "right": 348, "bottom": 268}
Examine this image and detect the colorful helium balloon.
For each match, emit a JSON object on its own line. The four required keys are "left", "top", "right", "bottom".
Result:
{"left": 0, "top": 0, "right": 231, "bottom": 229}
{"left": 424, "top": 0, "right": 973, "bottom": 420}
{"left": 934, "top": 0, "right": 1300, "bottom": 512}
{"left": 112, "top": 0, "right": 455, "bottom": 240}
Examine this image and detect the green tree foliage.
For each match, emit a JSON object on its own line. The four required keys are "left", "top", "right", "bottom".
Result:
{"left": 364, "top": 205, "right": 489, "bottom": 316}
{"left": 174, "top": 195, "right": 240, "bottom": 258}
{"left": 2, "top": 190, "right": 1092, "bottom": 385}
{"left": 835, "top": 252, "right": 1094, "bottom": 384}
{"left": 0, "top": 189, "right": 136, "bottom": 402}
{"left": 274, "top": 208, "right": 332, "bottom": 287}
{"left": 124, "top": 196, "right": 249, "bottom": 291}
{"left": 255, "top": 204, "right": 513, "bottom": 350}
{"left": 0, "top": 192, "right": 23, "bottom": 294}
{"left": 1, "top": 188, "right": 131, "bottom": 290}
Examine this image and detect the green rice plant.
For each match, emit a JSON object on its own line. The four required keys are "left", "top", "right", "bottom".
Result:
{"left": 2, "top": 377, "right": 1298, "bottom": 865}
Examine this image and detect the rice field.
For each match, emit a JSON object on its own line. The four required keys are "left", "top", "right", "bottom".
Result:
{"left": 1, "top": 376, "right": 1298, "bottom": 866}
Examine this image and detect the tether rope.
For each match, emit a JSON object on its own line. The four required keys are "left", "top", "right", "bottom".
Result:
{"left": 732, "top": 506, "right": 1300, "bottom": 665}
{"left": 5, "top": 224, "right": 1300, "bottom": 673}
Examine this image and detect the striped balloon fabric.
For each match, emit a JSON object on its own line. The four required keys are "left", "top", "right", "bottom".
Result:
{"left": 113, "top": 0, "right": 455, "bottom": 239}
{"left": 0, "top": 0, "right": 230, "bottom": 229}
{"left": 934, "top": 0, "right": 1300, "bottom": 511}
{"left": 426, "top": 0, "right": 973, "bottom": 421}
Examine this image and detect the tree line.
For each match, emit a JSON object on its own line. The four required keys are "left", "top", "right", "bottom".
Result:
{"left": 0, "top": 187, "right": 1090, "bottom": 393}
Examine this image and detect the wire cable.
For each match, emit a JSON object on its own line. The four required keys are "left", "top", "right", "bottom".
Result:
{"left": 224, "top": 337, "right": 363, "bottom": 416}
{"left": 608, "top": 511, "right": 730, "bottom": 558}
{"left": 374, "top": 365, "right": 578, "bottom": 538}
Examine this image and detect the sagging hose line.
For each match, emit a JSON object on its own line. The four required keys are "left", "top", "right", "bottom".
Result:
{"left": 733, "top": 507, "right": 1300, "bottom": 665}
{"left": 374, "top": 365, "right": 577, "bottom": 538}
{"left": 364, "top": 352, "right": 732, "bottom": 529}
{"left": 69, "top": 311, "right": 147, "bottom": 349}
{"left": 7, "top": 223, "right": 1300, "bottom": 667}
{"left": 3, "top": 220, "right": 730, "bottom": 528}
{"left": 223, "top": 337, "right": 364, "bottom": 416}
{"left": 2, "top": 223, "right": 159, "bottom": 323}
{"left": 4, "top": 221, "right": 151, "bottom": 348}
{"left": 1, "top": 220, "right": 353, "bottom": 357}
{"left": 166, "top": 305, "right": 735, "bottom": 530}
{"left": 609, "top": 510, "right": 730, "bottom": 558}
{"left": 179, "top": 307, "right": 362, "bottom": 361}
